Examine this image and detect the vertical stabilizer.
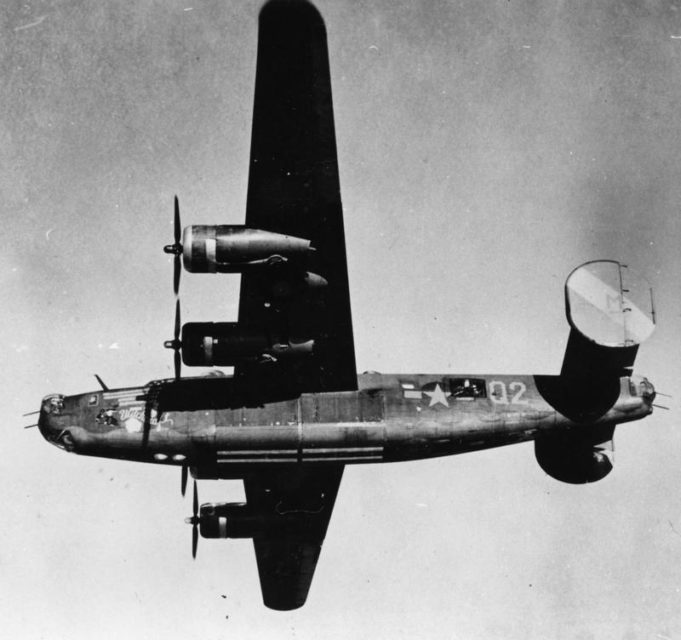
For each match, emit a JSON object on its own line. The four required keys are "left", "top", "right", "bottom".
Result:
{"left": 536, "top": 261, "right": 655, "bottom": 422}
{"left": 563, "top": 260, "right": 655, "bottom": 378}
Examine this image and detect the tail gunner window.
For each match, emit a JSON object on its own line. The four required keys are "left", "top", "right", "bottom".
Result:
{"left": 448, "top": 378, "right": 486, "bottom": 399}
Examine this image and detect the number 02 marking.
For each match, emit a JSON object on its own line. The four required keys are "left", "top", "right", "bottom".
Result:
{"left": 489, "top": 381, "right": 529, "bottom": 405}
{"left": 509, "top": 381, "right": 528, "bottom": 404}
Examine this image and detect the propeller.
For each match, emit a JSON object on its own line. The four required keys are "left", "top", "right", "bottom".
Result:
{"left": 163, "top": 299, "right": 182, "bottom": 381}
{"left": 163, "top": 196, "right": 183, "bottom": 296}
{"left": 184, "top": 481, "right": 200, "bottom": 559}
{"left": 181, "top": 465, "right": 188, "bottom": 497}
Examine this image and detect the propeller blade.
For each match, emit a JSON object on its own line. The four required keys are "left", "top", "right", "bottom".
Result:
{"left": 173, "top": 254, "right": 181, "bottom": 296}
{"left": 174, "top": 350, "right": 181, "bottom": 381}
{"left": 174, "top": 299, "right": 181, "bottom": 340}
{"left": 173, "top": 197, "right": 181, "bottom": 295}
{"left": 192, "top": 523, "right": 199, "bottom": 560}
{"left": 191, "top": 480, "right": 199, "bottom": 559}
{"left": 174, "top": 300, "right": 182, "bottom": 380}
{"left": 164, "top": 301, "right": 182, "bottom": 380}
{"left": 174, "top": 195, "right": 181, "bottom": 245}
{"left": 164, "top": 196, "right": 183, "bottom": 295}
{"left": 181, "top": 465, "right": 188, "bottom": 497}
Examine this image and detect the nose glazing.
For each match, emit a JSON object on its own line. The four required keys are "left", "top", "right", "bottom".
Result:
{"left": 38, "top": 394, "right": 65, "bottom": 442}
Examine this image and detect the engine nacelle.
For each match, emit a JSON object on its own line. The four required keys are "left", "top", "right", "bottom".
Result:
{"left": 198, "top": 502, "right": 303, "bottom": 538}
{"left": 181, "top": 322, "right": 314, "bottom": 366}
{"left": 182, "top": 225, "right": 313, "bottom": 273}
{"left": 535, "top": 425, "right": 615, "bottom": 484}
{"left": 199, "top": 503, "right": 258, "bottom": 538}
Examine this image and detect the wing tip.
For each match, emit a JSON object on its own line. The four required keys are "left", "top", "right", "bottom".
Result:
{"left": 259, "top": 0, "right": 324, "bottom": 22}
{"left": 264, "top": 597, "right": 307, "bottom": 611}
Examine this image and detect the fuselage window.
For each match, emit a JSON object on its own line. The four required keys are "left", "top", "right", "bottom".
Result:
{"left": 449, "top": 378, "right": 486, "bottom": 399}
{"left": 88, "top": 394, "right": 99, "bottom": 406}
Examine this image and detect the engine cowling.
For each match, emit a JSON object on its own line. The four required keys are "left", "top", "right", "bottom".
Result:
{"left": 199, "top": 503, "right": 257, "bottom": 538}
{"left": 198, "top": 502, "right": 303, "bottom": 538}
{"left": 182, "top": 225, "right": 313, "bottom": 273}
{"left": 535, "top": 425, "right": 615, "bottom": 484}
{"left": 181, "top": 322, "right": 314, "bottom": 366}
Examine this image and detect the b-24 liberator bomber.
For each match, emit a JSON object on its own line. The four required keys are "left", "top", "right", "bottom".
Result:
{"left": 36, "top": 0, "right": 658, "bottom": 610}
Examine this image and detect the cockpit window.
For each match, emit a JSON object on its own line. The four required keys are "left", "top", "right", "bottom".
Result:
{"left": 448, "top": 378, "right": 486, "bottom": 399}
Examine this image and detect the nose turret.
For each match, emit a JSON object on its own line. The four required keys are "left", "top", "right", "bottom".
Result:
{"left": 38, "top": 394, "right": 70, "bottom": 448}
{"left": 639, "top": 377, "right": 656, "bottom": 407}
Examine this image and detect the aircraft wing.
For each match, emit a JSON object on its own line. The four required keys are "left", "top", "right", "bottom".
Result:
{"left": 244, "top": 466, "right": 344, "bottom": 610}
{"left": 236, "top": 0, "right": 356, "bottom": 393}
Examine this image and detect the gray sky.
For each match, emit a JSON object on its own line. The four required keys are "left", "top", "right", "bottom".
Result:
{"left": 3, "top": 1, "right": 681, "bottom": 638}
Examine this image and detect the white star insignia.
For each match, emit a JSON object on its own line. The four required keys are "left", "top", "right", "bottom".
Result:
{"left": 124, "top": 417, "right": 142, "bottom": 433}
{"left": 423, "top": 383, "right": 450, "bottom": 407}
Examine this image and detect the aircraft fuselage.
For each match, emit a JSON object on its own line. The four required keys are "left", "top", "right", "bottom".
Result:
{"left": 38, "top": 372, "right": 654, "bottom": 477}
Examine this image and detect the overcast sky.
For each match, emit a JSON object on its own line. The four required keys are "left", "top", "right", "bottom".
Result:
{"left": 3, "top": 1, "right": 681, "bottom": 638}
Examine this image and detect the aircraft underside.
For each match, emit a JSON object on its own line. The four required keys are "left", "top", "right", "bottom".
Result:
{"left": 34, "top": 0, "right": 658, "bottom": 611}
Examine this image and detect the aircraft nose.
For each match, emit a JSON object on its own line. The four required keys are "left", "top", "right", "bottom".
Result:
{"left": 38, "top": 394, "right": 66, "bottom": 443}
